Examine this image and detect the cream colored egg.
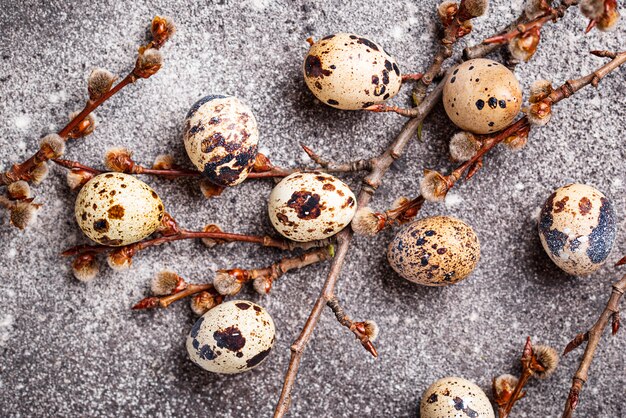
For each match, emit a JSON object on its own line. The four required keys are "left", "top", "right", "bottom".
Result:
{"left": 75, "top": 173, "right": 164, "bottom": 246}
{"left": 443, "top": 58, "right": 522, "bottom": 134}
{"left": 303, "top": 33, "right": 403, "bottom": 110}
{"left": 186, "top": 300, "right": 275, "bottom": 374}
{"left": 387, "top": 216, "right": 480, "bottom": 286}
{"left": 420, "top": 377, "right": 495, "bottom": 418}
{"left": 538, "top": 183, "right": 616, "bottom": 276}
{"left": 268, "top": 172, "right": 357, "bottom": 242}
{"left": 183, "top": 95, "right": 259, "bottom": 187}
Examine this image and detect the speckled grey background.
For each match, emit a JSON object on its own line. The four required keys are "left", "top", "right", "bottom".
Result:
{"left": 0, "top": 1, "right": 624, "bottom": 417}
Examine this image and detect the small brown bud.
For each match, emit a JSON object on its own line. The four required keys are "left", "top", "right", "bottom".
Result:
{"left": 351, "top": 207, "right": 384, "bottom": 236}
{"left": 438, "top": 1, "right": 459, "bottom": 26}
{"left": 151, "top": 270, "right": 187, "bottom": 295}
{"left": 152, "top": 154, "right": 175, "bottom": 170}
{"left": 528, "top": 101, "right": 552, "bottom": 126}
{"left": 449, "top": 131, "right": 481, "bottom": 162}
{"left": 503, "top": 125, "right": 530, "bottom": 150}
{"left": 597, "top": 4, "right": 620, "bottom": 31}
{"left": 72, "top": 253, "right": 99, "bottom": 282}
{"left": 40, "top": 134, "right": 65, "bottom": 158}
{"left": 67, "top": 112, "right": 97, "bottom": 139}
{"left": 30, "top": 163, "right": 49, "bottom": 184}
{"left": 529, "top": 79, "right": 553, "bottom": 103}
{"left": 87, "top": 68, "right": 117, "bottom": 101}
{"left": 462, "top": 0, "right": 489, "bottom": 18}
{"left": 420, "top": 169, "right": 449, "bottom": 202}
{"left": 2, "top": 198, "right": 40, "bottom": 230}
{"left": 493, "top": 374, "right": 519, "bottom": 405}
{"left": 532, "top": 345, "right": 559, "bottom": 379}
{"left": 151, "top": 16, "right": 176, "bottom": 49}
{"left": 7, "top": 180, "right": 31, "bottom": 200}
{"left": 190, "top": 291, "right": 220, "bottom": 316}
{"left": 104, "top": 147, "right": 134, "bottom": 172}
{"left": 253, "top": 276, "right": 273, "bottom": 295}
{"left": 134, "top": 48, "right": 163, "bottom": 79}
{"left": 213, "top": 269, "right": 247, "bottom": 295}
{"left": 107, "top": 248, "right": 133, "bottom": 271}
{"left": 579, "top": 0, "right": 605, "bottom": 20}
{"left": 508, "top": 28, "right": 540, "bottom": 62}
{"left": 457, "top": 19, "right": 473, "bottom": 37}
{"left": 200, "top": 179, "right": 225, "bottom": 199}
{"left": 201, "top": 224, "right": 226, "bottom": 248}
{"left": 66, "top": 169, "right": 95, "bottom": 191}
{"left": 360, "top": 320, "right": 380, "bottom": 341}
{"left": 253, "top": 153, "right": 273, "bottom": 172}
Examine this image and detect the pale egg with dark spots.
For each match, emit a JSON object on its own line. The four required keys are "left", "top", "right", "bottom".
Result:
{"left": 184, "top": 95, "right": 259, "bottom": 187}
{"left": 387, "top": 216, "right": 480, "bottom": 286}
{"left": 443, "top": 58, "right": 522, "bottom": 134}
{"left": 420, "top": 376, "right": 495, "bottom": 418}
{"left": 186, "top": 300, "right": 275, "bottom": 374}
{"left": 303, "top": 33, "right": 402, "bottom": 110}
{"left": 268, "top": 172, "right": 357, "bottom": 242}
{"left": 74, "top": 173, "right": 165, "bottom": 246}
{"left": 538, "top": 183, "right": 616, "bottom": 276}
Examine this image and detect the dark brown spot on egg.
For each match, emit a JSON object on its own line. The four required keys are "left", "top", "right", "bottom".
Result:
{"left": 384, "top": 60, "right": 392, "bottom": 71}
{"left": 314, "top": 81, "right": 322, "bottom": 90}
{"left": 235, "top": 302, "right": 251, "bottom": 310}
{"left": 81, "top": 212, "right": 87, "bottom": 221}
{"left": 450, "top": 76, "right": 456, "bottom": 83}
{"left": 277, "top": 212, "right": 296, "bottom": 227}
{"left": 579, "top": 197, "right": 592, "bottom": 215}
{"left": 107, "top": 205, "right": 125, "bottom": 220}
{"left": 371, "top": 75, "right": 379, "bottom": 85}
{"left": 554, "top": 196, "right": 569, "bottom": 213}
{"left": 151, "top": 191, "right": 158, "bottom": 199}
{"left": 287, "top": 191, "right": 324, "bottom": 219}
{"left": 475, "top": 99, "right": 484, "bottom": 110}
{"left": 304, "top": 55, "right": 332, "bottom": 78}
{"left": 327, "top": 99, "right": 339, "bottom": 105}
{"left": 342, "top": 196, "right": 355, "bottom": 208}
{"left": 105, "top": 174, "right": 113, "bottom": 178}
{"left": 93, "top": 219, "right": 109, "bottom": 233}
{"left": 246, "top": 347, "right": 272, "bottom": 368}
{"left": 356, "top": 37, "right": 379, "bottom": 51}
{"left": 213, "top": 326, "right": 246, "bottom": 352}
{"left": 321, "top": 34, "right": 335, "bottom": 40}
{"left": 382, "top": 70, "right": 389, "bottom": 85}
{"left": 322, "top": 183, "right": 335, "bottom": 191}
{"left": 488, "top": 97, "right": 498, "bottom": 109}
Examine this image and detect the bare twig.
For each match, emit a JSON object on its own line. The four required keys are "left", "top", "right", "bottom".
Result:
{"left": 562, "top": 273, "right": 626, "bottom": 418}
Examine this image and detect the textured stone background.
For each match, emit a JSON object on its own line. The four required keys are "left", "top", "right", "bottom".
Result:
{"left": 0, "top": 0, "right": 624, "bottom": 417}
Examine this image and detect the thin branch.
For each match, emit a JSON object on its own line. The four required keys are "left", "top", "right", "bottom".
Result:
{"left": 562, "top": 274, "right": 626, "bottom": 418}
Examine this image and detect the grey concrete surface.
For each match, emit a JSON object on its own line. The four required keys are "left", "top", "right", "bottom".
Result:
{"left": 0, "top": 1, "right": 624, "bottom": 417}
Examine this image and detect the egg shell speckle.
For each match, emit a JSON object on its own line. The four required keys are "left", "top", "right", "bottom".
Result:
{"left": 387, "top": 216, "right": 480, "bottom": 286}
{"left": 268, "top": 172, "right": 357, "bottom": 242}
{"left": 538, "top": 183, "right": 616, "bottom": 276}
{"left": 303, "top": 33, "right": 402, "bottom": 110}
{"left": 420, "top": 376, "right": 495, "bottom": 418}
{"left": 443, "top": 58, "right": 522, "bottom": 134}
{"left": 183, "top": 95, "right": 259, "bottom": 186}
{"left": 74, "top": 173, "right": 164, "bottom": 246}
{"left": 186, "top": 300, "right": 275, "bottom": 374}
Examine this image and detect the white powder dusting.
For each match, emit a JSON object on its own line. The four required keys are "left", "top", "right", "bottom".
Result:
{"left": 514, "top": 182, "right": 525, "bottom": 191}
{"left": 444, "top": 192, "right": 463, "bottom": 208}
{"left": 530, "top": 206, "right": 542, "bottom": 221}
{"left": 0, "top": 314, "right": 14, "bottom": 347}
{"left": 14, "top": 115, "right": 30, "bottom": 129}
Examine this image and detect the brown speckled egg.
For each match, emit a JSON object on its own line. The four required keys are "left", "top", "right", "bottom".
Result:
{"left": 387, "top": 216, "right": 480, "bottom": 286}
{"left": 75, "top": 173, "right": 164, "bottom": 246}
{"left": 183, "top": 95, "right": 259, "bottom": 187}
{"left": 268, "top": 172, "right": 357, "bottom": 242}
{"left": 303, "top": 33, "right": 402, "bottom": 110}
{"left": 538, "top": 183, "right": 616, "bottom": 276}
{"left": 420, "top": 377, "right": 495, "bottom": 418}
{"left": 186, "top": 300, "right": 275, "bottom": 374}
{"left": 443, "top": 58, "right": 522, "bottom": 134}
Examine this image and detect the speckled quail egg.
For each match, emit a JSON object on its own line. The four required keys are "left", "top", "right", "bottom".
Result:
{"left": 387, "top": 216, "right": 480, "bottom": 286}
{"left": 183, "top": 95, "right": 259, "bottom": 187}
{"left": 268, "top": 172, "right": 357, "bottom": 242}
{"left": 443, "top": 58, "right": 522, "bottom": 134}
{"left": 303, "top": 33, "right": 403, "bottom": 110}
{"left": 538, "top": 183, "right": 616, "bottom": 276}
{"left": 186, "top": 300, "right": 275, "bottom": 374}
{"left": 420, "top": 376, "right": 495, "bottom": 418}
{"left": 75, "top": 173, "right": 164, "bottom": 246}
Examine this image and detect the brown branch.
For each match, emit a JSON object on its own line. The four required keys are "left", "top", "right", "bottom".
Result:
{"left": 326, "top": 296, "right": 378, "bottom": 357}
{"left": 133, "top": 283, "right": 216, "bottom": 310}
{"left": 562, "top": 274, "right": 626, "bottom": 418}
{"left": 0, "top": 16, "right": 173, "bottom": 187}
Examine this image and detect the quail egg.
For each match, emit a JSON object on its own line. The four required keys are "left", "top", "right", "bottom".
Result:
{"left": 420, "top": 376, "right": 495, "bottom": 418}
{"left": 183, "top": 95, "right": 259, "bottom": 187}
{"left": 75, "top": 173, "right": 164, "bottom": 246}
{"left": 186, "top": 300, "right": 275, "bottom": 374}
{"left": 387, "top": 216, "right": 480, "bottom": 286}
{"left": 303, "top": 33, "right": 403, "bottom": 110}
{"left": 443, "top": 58, "right": 522, "bottom": 134}
{"left": 268, "top": 172, "right": 357, "bottom": 242}
{"left": 538, "top": 183, "right": 616, "bottom": 276}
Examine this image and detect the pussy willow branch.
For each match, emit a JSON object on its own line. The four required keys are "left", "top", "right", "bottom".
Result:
{"left": 63, "top": 227, "right": 333, "bottom": 258}
{"left": 562, "top": 273, "right": 626, "bottom": 418}
{"left": 0, "top": 17, "right": 171, "bottom": 187}
{"left": 463, "top": 0, "right": 578, "bottom": 59}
